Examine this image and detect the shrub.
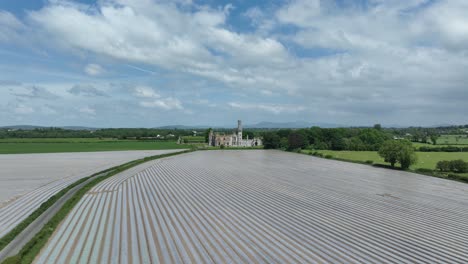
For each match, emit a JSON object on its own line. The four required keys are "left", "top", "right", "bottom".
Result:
{"left": 365, "top": 160, "right": 374, "bottom": 164}
{"left": 325, "top": 154, "right": 333, "bottom": 159}
{"left": 220, "top": 144, "right": 225, "bottom": 149}
{"left": 449, "top": 159, "right": 468, "bottom": 173}
{"left": 316, "top": 153, "right": 324, "bottom": 157}
{"left": 436, "top": 160, "right": 451, "bottom": 172}
{"left": 436, "top": 160, "right": 468, "bottom": 173}
{"left": 415, "top": 168, "right": 434, "bottom": 174}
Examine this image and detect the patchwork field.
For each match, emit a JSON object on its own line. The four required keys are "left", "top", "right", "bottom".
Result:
{"left": 0, "top": 140, "right": 186, "bottom": 154}
{"left": 35, "top": 150, "right": 468, "bottom": 263}
{"left": 0, "top": 149, "right": 185, "bottom": 238}
{"left": 437, "top": 135, "right": 468, "bottom": 145}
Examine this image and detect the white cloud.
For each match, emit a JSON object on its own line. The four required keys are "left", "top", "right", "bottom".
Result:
{"left": 0, "top": 11, "right": 25, "bottom": 43}
{"left": 69, "top": 84, "right": 107, "bottom": 97}
{"left": 228, "top": 102, "right": 306, "bottom": 114}
{"left": 84, "top": 64, "right": 104, "bottom": 76}
{"left": 0, "top": 0, "right": 468, "bottom": 125}
{"left": 12, "top": 86, "right": 59, "bottom": 100}
{"left": 140, "top": 97, "right": 183, "bottom": 110}
{"left": 79, "top": 106, "right": 96, "bottom": 115}
{"left": 133, "top": 86, "right": 160, "bottom": 98}
{"left": 26, "top": 1, "right": 289, "bottom": 87}
{"left": 14, "top": 104, "right": 34, "bottom": 114}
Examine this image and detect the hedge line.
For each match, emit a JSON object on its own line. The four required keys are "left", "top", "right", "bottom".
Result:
{"left": 419, "top": 146, "right": 468, "bottom": 152}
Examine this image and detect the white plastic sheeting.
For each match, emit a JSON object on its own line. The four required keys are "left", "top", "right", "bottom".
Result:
{"left": 35, "top": 150, "right": 468, "bottom": 263}
{"left": 0, "top": 150, "right": 185, "bottom": 238}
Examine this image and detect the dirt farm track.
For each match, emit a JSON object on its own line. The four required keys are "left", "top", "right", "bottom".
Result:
{"left": 35, "top": 150, "right": 468, "bottom": 263}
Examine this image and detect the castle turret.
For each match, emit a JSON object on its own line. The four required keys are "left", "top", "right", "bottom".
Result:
{"left": 237, "top": 120, "right": 242, "bottom": 146}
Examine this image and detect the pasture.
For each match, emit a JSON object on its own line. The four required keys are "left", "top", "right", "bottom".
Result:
{"left": 0, "top": 150, "right": 185, "bottom": 239}
{"left": 0, "top": 140, "right": 185, "bottom": 154}
{"left": 35, "top": 150, "right": 468, "bottom": 263}
{"left": 437, "top": 134, "right": 468, "bottom": 145}
{"left": 306, "top": 150, "right": 468, "bottom": 170}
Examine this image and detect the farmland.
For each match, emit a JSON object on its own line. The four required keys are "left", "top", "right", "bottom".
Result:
{"left": 305, "top": 150, "right": 468, "bottom": 170}
{"left": 437, "top": 134, "right": 468, "bottom": 145}
{"left": 35, "top": 150, "right": 468, "bottom": 263}
{"left": 0, "top": 140, "right": 186, "bottom": 154}
{"left": 0, "top": 149, "right": 185, "bottom": 239}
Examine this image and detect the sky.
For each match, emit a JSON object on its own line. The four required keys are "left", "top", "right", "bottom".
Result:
{"left": 0, "top": 0, "right": 467, "bottom": 128}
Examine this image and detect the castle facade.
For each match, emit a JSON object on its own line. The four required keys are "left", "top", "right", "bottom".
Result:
{"left": 208, "top": 120, "right": 262, "bottom": 147}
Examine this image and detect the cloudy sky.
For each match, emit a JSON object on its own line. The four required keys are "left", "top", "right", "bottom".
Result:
{"left": 0, "top": 0, "right": 467, "bottom": 127}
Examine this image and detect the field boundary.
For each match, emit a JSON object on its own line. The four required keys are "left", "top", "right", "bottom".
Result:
{"left": 1, "top": 150, "right": 192, "bottom": 264}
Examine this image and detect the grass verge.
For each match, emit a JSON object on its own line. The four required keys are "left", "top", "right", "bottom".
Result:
{"left": 1, "top": 150, "right": 191, "bottom": 264}
{"left": 0, "top": 176, "right": 90, "bottom": 252}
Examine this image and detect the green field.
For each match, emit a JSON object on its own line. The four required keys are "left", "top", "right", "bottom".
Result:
{"left": 436, "top": 135, "right": 468, "bottom": 145}
{"left": 304, "top": 150, "right": 468, "bottom": 170}
{"left": 0, "top": 141, "right": 186, "bottom": 154}
{"left": 0, "top": 138, "right": 123, "bottom": 143}
{"left": 181, "top": 136, "right": 205, "bottom": 143}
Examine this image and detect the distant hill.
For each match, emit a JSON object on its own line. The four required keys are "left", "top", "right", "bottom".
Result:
{"left": 0, "top": 125, "right": 44, "bottom": 130}
{"left": 156, "top": 125, "right": 209, "bottom": 130}
{"left": 245, "top": 121, "right": 342, "bottom": 129}
{"left": 0, "top": 125, "right": 96, "bottom": 131}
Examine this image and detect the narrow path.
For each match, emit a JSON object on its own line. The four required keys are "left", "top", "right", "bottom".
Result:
{"left": 0, "top": 173, "right": 101, "bottom": 262}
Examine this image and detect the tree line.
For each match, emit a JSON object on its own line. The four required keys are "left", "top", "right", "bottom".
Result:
{"left": 262, "top": 126, "right": 417, "bottom": 169}
{"left": 0, "top": 128, "right": 194, "bottom": 140}
{"left": 262, "top": 126, "right": 391, "bottom": 151}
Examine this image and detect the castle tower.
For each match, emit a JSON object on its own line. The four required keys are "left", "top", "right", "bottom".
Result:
{"left": 237, "top": 120, "right": 242, "bottom": 146}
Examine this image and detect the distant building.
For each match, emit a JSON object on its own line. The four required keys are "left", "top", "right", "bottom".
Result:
{"left": 208, "top": 120, "right": 262, "bottom": 147}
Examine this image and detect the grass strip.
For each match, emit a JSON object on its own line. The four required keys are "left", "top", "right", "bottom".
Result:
{"left": 0, "top": 176, "right": 98, "bottom": 252}
{"left": 2, "top": 150, "right": 191, "bottom": 264}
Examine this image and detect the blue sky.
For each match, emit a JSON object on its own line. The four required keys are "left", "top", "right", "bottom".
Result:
{"left": 0, "top": 0, "right": 467, "bottom": 127}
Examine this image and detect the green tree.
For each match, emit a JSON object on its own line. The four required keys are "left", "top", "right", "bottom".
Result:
{"left": 430, "top": 134, "right": 439, "bottom": 145}
{"left": 204, "top": 128, "right": 212, "bottom": 143}
{"left": 436, "top": 160, "right": 451, "bottom": 172}
{"left": 449, "top": 159, "right": 468, "bottom": 173}
{"left": 399, "top": 144, "right": 418, "bottom": 169}
{"left": 288, "top": 131, "right": 308, "bottom": 150}
{"left": 243, "top": 131, "right": 255, "bottom": 139}
{"left": 263, "top": 132, "right": 281, "bottom": 149}
{"left": 373, "top": 124, "right": 382, "bottom": 130}
{"left": 378, "top": 140, "right": 417, "bottom": 169}
{"left": 279, "top": 137, "right": 289, "bottom": 149}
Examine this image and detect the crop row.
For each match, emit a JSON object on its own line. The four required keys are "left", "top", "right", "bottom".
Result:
{"left": 35, "top": 150, "right": 468, "bottom": 263}
{"left": 0, "top": 150, "right": 184, "bottom": 240}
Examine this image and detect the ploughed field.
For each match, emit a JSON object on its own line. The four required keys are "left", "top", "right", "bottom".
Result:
{"left": 0, "top": 150, "right": 184, "bottom": 238}
{"left": 36, "top": 150, "right": 468, "bottom": 263}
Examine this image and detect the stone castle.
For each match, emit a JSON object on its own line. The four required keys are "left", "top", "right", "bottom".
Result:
{"left": 208, "top": 120, "right": 262, "bottom": 147}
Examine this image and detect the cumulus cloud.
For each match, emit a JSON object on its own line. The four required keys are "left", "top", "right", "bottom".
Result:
{"left": 0, "top": 11, "right": 25, "bottom": 43}
{"left": 0, "top": 0, "right": 467, "bottom": 125}
{"left": 12, "top": 86, "right": 59, "bottom": 100}
{"left": 14, "top": 104, "right": 34, "bottom": 114}
{"left": 26, "top": 1, "right": 289, "bottom": 88}
{"left": 69, "top": 84, "right": 107, "bottom": 97}
{"left": 140, "top": 97, "right": 183, "bottom": 110}
{"left": 133, "top": 86, "right": 160, "bottom": 98}
{"left": 79, "top": 106, "right": 96, "bottom": 115}
{"left": 84, "top": 64, "right": 104, "bottom": 76}
{"left": 228, "top": 102, "right": 306, "bottom": 114}
{"left": 0, "top": 80, "right": 21, "bottom": 86}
